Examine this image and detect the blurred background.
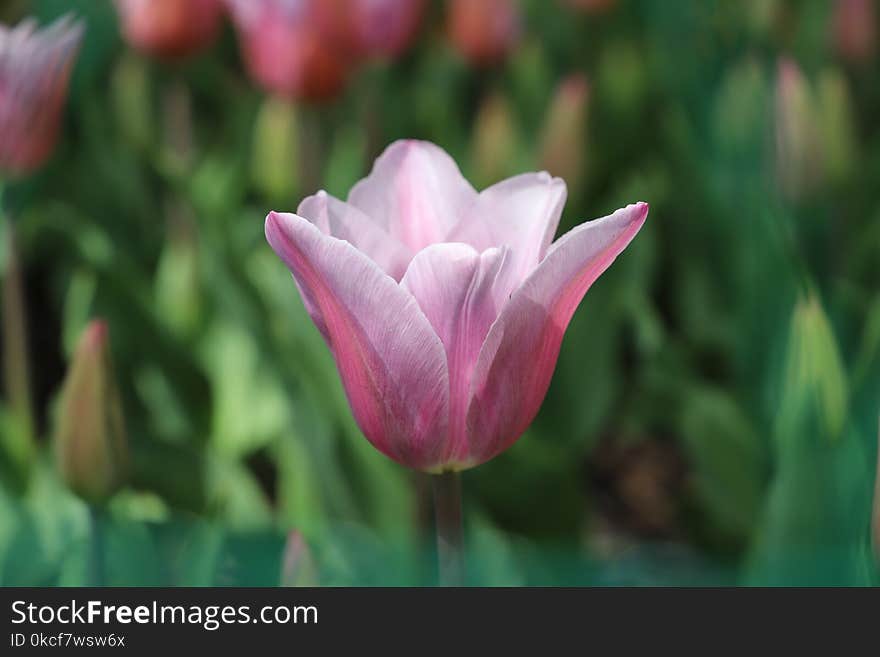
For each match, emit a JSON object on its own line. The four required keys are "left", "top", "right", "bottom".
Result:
{"left": 0, "top": 0, "right": 878, "bottom": 586}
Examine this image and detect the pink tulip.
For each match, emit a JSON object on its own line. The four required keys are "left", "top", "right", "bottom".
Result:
{"left": 0, "top": 15, "right": 83, "bottom": 176}
{"left": 265, "top": 140, "right": 648, "bottom": 472}
{"left": 322, "top": 0, "right": 426, "bottom": 59}
{"left": 226, "top": 0, "right": 350, "bottom": 102}
{"left": 114, "top": 0, "right": 224, "bottom": 59}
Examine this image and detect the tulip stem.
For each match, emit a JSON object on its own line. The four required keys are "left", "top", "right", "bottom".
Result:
{"left": 89, "top": 506, "right": 105, "bottom": 587}
{"left": 432, "top": 471, "right": 464, "bottom": 586}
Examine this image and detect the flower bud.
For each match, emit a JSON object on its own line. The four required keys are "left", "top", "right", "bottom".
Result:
{"left": 280, "top": 531, "right": 319, "bottom": 586}
{"left": 226, "top": 0, "right": 350, "bottom": 102}
{"left": 471, "top": 91, "right": 518, "bottom": 187}
{"left": 816, "top": 68, "right": 857, "bottom": 186}
{"left": 832, "top": 0, "right": 876, "bottom": 63}
{"left": 780, "top": 294, "right": 848, "bottom": 442}
{"left": 55, "top": 320, "right": 128, "bottom": 504}
{"left": 538, "top": 74, "right": 589, "bottom": 187}
{"left": 775, "top": 57, "right": 823, "bottom": 201}
{"left": 252, "top": 96, "right": 300, "bottom": 201}
{"left": 0, "top": 16, "right": 83, "bottom": 176}
{"left": 114, "top": 0, "right": 224, "bottom": 59}
{"left": 713, "top": 57, "right": 768, "bottom": 160}
{"left": 448, "top": 0, "right": 522, "bottom": 67}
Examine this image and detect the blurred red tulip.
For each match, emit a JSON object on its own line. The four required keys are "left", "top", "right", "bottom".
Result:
{"left": 832, "top": 0, "right": 876, "bottom": 62}
{"left": 114, "top": 0, "right": 224, "bottom": 59}
{"left": 323, "top": 0, "right": 426, "bottom": 59}
{"left": 448, "top": 0, "right": 522, "bottom": 66}
{"left": 226, "top": 0, "right": 349, "bottom": 102}
{"left": 0, "top": 16, "right": 83, "bottom": 176}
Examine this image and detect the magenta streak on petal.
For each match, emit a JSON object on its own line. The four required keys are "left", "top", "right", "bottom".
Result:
{"left": 464, "top": 202, "right": 649, "bottom": 467}
{"left": 265, "top": 211, "right": 449, "bottom": 469}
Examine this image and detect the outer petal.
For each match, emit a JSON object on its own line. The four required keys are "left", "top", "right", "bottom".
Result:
{"left": 447, "top": 172, "right": 567, "bottom": 284}
{"left": 348, "top": 140, "right": 478, "bottom": 252}
{"left": 465, "top": 202, "right": 649, "bottom": 466}
{"left": 265, "top": 211, "right": 449, "bottom": 469}
{"left": 298, "top": 191, "right": 413, "bottom": 280}
{"left": 401, "top": 243, "right": 515, "bottom": 467}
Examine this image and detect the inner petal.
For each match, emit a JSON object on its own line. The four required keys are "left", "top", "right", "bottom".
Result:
{"left": 348, "top": 140, "right": 478, "bottom": 253}
{"left": 401, "top": 242, "right": 515, "bottom": 464}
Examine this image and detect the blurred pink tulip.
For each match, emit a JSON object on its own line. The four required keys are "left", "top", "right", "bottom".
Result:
{"left": 114, "top": 0, "right": 224, "bottom": 59}
{"left": 448, "top": 0, "right": 521, "bottom": 66}
{"left": 0, "top": 15, "right": 83, "bottom": 175}
{"left": 265, "top": 140, "right": 648, "bottom": 472}
{"left": 226, "top": 0, "right": 349, "bottom": 101}
{"left": 776, "top": 57, "right": 823, "bottom": 200}
{"left": 323, "top": 0, "right": 427, "bottom": 59}
{"left": 832, "top": 0, "right": 876, "bottom": 62}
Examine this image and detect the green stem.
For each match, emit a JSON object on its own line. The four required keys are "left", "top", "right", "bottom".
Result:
{"left": 432, "top": 471, "right": 464, "bottom": 586}
{"left": 1, "top": 186, "right": 35, "bottom": 470}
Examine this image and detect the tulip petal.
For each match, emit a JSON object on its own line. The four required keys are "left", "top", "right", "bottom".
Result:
{"left": 265, "top": 211, "right": 449, "bottom": 469}
{"left": 447, "top": 172, "right": 567, "bottom": 284}
{"left": 348, "top": 140, "right": 477, "bottom": 252}
{"left": 298, "top": 191, "right": 414, "bottom": 280}
{"left": 465, "top": 202, "right": 649, "bottom": 466}
{"left": 401, "top": 243, "right": 516, "bottom": 466}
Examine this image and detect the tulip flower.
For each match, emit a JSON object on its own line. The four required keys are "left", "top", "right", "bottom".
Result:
{"left": 448, "top": 0, "right": 522, "bottom": 66}
{"left": 265, "top": 140, "right": 648, "bottom": 473}
{"left": 55, "top": 320, "right": 129, "bottom": 504}
{"left": 226, "top": 0, "right": 349, "bottom": 102}
{"left": 266, "top": 140, "right": 647, "bottom": 584}
{"left": 114, "top": 0, "right": 224, "bottom": 59}
{"left": 0, "top": 15, "right": 84, "bottom": 176}
{"left": 832, "top": 0, "right": 876, "bottom": 63}
{"left": 324, "top": 0, "right": 426, "bottom": 59}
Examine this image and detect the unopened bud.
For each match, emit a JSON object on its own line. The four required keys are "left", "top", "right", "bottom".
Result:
{"left": 713, "top": 57, "right": 768, "bottom": 159}
{"left": 252, "top": 96, "right": 299, "bottom": 202}
{"left": 781, "top": 294, "right": 848, "bottom": 442}
{"left": 816, "top": 68, "right": 857, "bottom": 186}
{"left": 55, "top": 320, "right": 128, "bottom": 503}
{"left": 471, "top": 91, "right": 518, "bottom": 187}
{"left": 775, "top": 57, "right": 823, "bottom": 201}
{"left": 538, "top": 75, "right": 589, "bottom": 187}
